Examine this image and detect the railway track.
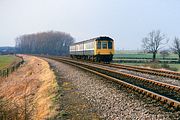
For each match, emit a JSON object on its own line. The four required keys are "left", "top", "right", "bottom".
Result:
{"left": 105, "top": 63, "right": 180, "bottom": 80}
{"left": 44, "top": 56, "right": 180, "bottom": 110}
{"left": 60, "top": 57, "right": 180, "bottom": 80}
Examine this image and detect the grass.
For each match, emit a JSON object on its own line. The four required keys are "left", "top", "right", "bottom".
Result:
{"left": 114, "top": 50, "right": 178, "bottom": 59}
{"left": 114, "top": 53, "right": 178, "bottom": 59}
{"left": 167, "top": 64, "right": 180, "bottom": 71}
{"left": 120, "top": 63, "right": 144, "bottom": 66}
{"left": 113, "top": 51, "right": 180, "bottom": 71}
{"left": 0, "top": 55, "right": 20, "bottom": 69}
{"left": 0, "top": 56, "right": 59, "bottom": 119}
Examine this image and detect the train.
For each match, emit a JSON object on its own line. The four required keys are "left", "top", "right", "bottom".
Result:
{"left": 69, "top": 36, "right": 115, "bottom": 62}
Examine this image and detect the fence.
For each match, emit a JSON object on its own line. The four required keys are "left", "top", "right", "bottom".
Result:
{"left": 0, "top": 56, "right": 24, "bottom": 78}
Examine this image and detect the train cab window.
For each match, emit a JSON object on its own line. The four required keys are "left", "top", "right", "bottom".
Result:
{"left": 108, "top": 41, "right": 112, "bottom": 49}
{"left": 102, "top": 41, "right": 107, "bottom": 49}
{"left": 97, "top": 41, "right": 101, "bottom": 49}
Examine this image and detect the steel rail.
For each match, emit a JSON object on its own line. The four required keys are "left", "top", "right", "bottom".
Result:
{"left": 109, "top": 63, "right": 180, "bottom": 79}
{"left": 45, "top": 56, "right": 180, "bottom": 110}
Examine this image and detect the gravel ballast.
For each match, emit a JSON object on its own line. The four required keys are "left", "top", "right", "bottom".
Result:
{"left": 44, "top": 58, "right": 180, "bottom": 120}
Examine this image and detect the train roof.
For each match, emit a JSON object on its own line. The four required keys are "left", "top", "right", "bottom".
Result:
{"left": 71, "top": 36, "right": 113, "bottom": 45}
{"left": 96, "top": 36, "right": 113, "bottom": 41}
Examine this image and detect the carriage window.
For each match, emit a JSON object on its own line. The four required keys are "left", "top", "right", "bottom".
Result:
{"left": 102, "top": 41, "right": 107, "bottom": 49}
{"left": 97, "top": 41, "right": 101, "bottom": 49}
{"left": 108, "top": 41, "right": 112, "bottom": 49}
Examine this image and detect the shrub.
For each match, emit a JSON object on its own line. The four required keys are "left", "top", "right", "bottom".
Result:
{"left": 161, "top": 63, "right": 170, "bottom": 69}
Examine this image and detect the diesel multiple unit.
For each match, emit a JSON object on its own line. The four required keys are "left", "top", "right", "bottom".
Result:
{"left": 70, "top": 36, "right": 114, "bottom": 62}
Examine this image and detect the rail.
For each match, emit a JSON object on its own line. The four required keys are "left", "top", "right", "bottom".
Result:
{"left": 107, "top": 63, "right": 180, "bottom": 80}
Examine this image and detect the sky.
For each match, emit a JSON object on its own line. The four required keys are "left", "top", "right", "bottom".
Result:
{"left": 0, "top": 0, "right": 180, "bottom": 50}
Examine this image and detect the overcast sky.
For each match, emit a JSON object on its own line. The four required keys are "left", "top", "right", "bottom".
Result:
{"left": 0, "top": 0, "right": 180, "bottom": 50}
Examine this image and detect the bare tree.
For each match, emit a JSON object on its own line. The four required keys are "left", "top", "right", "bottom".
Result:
{"left": 171, "top": 37, "right": 180, "bottom": 62}
{"left": 15, "top": 31, "right": 74, "bottom": 56}
{"left": 142, "top": 30, "right": 168, "bottom": 61}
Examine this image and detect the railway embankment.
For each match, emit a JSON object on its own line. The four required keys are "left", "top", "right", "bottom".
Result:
{"left": 44, "top": 58, "right": 180, "bottom": 120}
{"left": 0, "top": 55, "right": 58, "bottom": 119}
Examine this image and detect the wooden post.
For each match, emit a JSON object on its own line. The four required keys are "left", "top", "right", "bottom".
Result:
{"left": 6, "top": 69, "right": 8, "bottom": 77}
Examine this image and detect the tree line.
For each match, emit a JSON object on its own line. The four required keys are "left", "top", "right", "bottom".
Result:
{"left": 142, "top": 30, "right": 180, "bottom": 62}
{"left": 15, "top": 31, "right": 74, "bottom": 55}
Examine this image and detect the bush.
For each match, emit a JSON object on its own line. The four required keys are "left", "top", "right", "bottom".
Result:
{"left": 0, "top": 98, "right": 19, "bottom": 120}
{"left": 169, "top": 67, "right": 178, "bottom": 71}
{"left": 143, "top": 62, "right": 178, "bottom": 71}
{"left": 0, "top": 96, "right": 34, "bottom": 120}
{"left": 161, "top": 63, "right": 170, "bottom": 69}
{"left": 161, "top": 63, "right": 178, "bottom": 71}
{"left": 144, "top": 61, "right": 161, "bottom": 69}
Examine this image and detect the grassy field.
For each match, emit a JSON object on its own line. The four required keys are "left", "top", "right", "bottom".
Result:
{"left": 168, "top": 64, "right": 180, "bottom": 71}
{"left": 114, "top": 50, "right": 180, "bottom": 71}
{"left": 114, "top": 53, "right": 178, "bottom": 59}
{"left": 0, "top": 55, "right": 20, "bottom": 69}
{"left": 114, "top": 50, "right": 178, "bottom": 59}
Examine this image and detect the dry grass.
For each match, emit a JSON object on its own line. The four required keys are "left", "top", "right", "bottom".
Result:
{"left": 0, "top": 55, "right": 58, "bottom": 120}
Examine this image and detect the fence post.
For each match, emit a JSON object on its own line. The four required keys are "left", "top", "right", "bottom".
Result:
{"left": 6, "top": 68, "right": 9, "bottom": 77}
{"left": 12, "top": 66, "right": 15, "bottom": 73}
{"left": 3, "top": 70, "right": 5, "bottom": 77}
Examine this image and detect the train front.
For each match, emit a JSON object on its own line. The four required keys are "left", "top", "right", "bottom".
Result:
{"left": 95, "top": 37, "right": 114, "bottom": 62}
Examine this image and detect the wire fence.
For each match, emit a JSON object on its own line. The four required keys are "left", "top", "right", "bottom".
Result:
{"left": 0, "top": 55, "right": 24, "bottom": 78}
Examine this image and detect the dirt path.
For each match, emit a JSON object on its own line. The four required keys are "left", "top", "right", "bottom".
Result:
{"left": 0, "top": 55, "right": 58, "bottom": 120}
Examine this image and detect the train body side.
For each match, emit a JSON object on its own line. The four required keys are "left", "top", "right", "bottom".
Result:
{"left": 70, "top": 39, "right": 95, "bottom": 56}
{"left": 70, "top": 37, "right": 114, "bottom": 62}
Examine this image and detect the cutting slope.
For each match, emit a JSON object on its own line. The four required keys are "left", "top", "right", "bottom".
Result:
{"left": 0, "top": 55, "right": 58, "bottom": 119}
